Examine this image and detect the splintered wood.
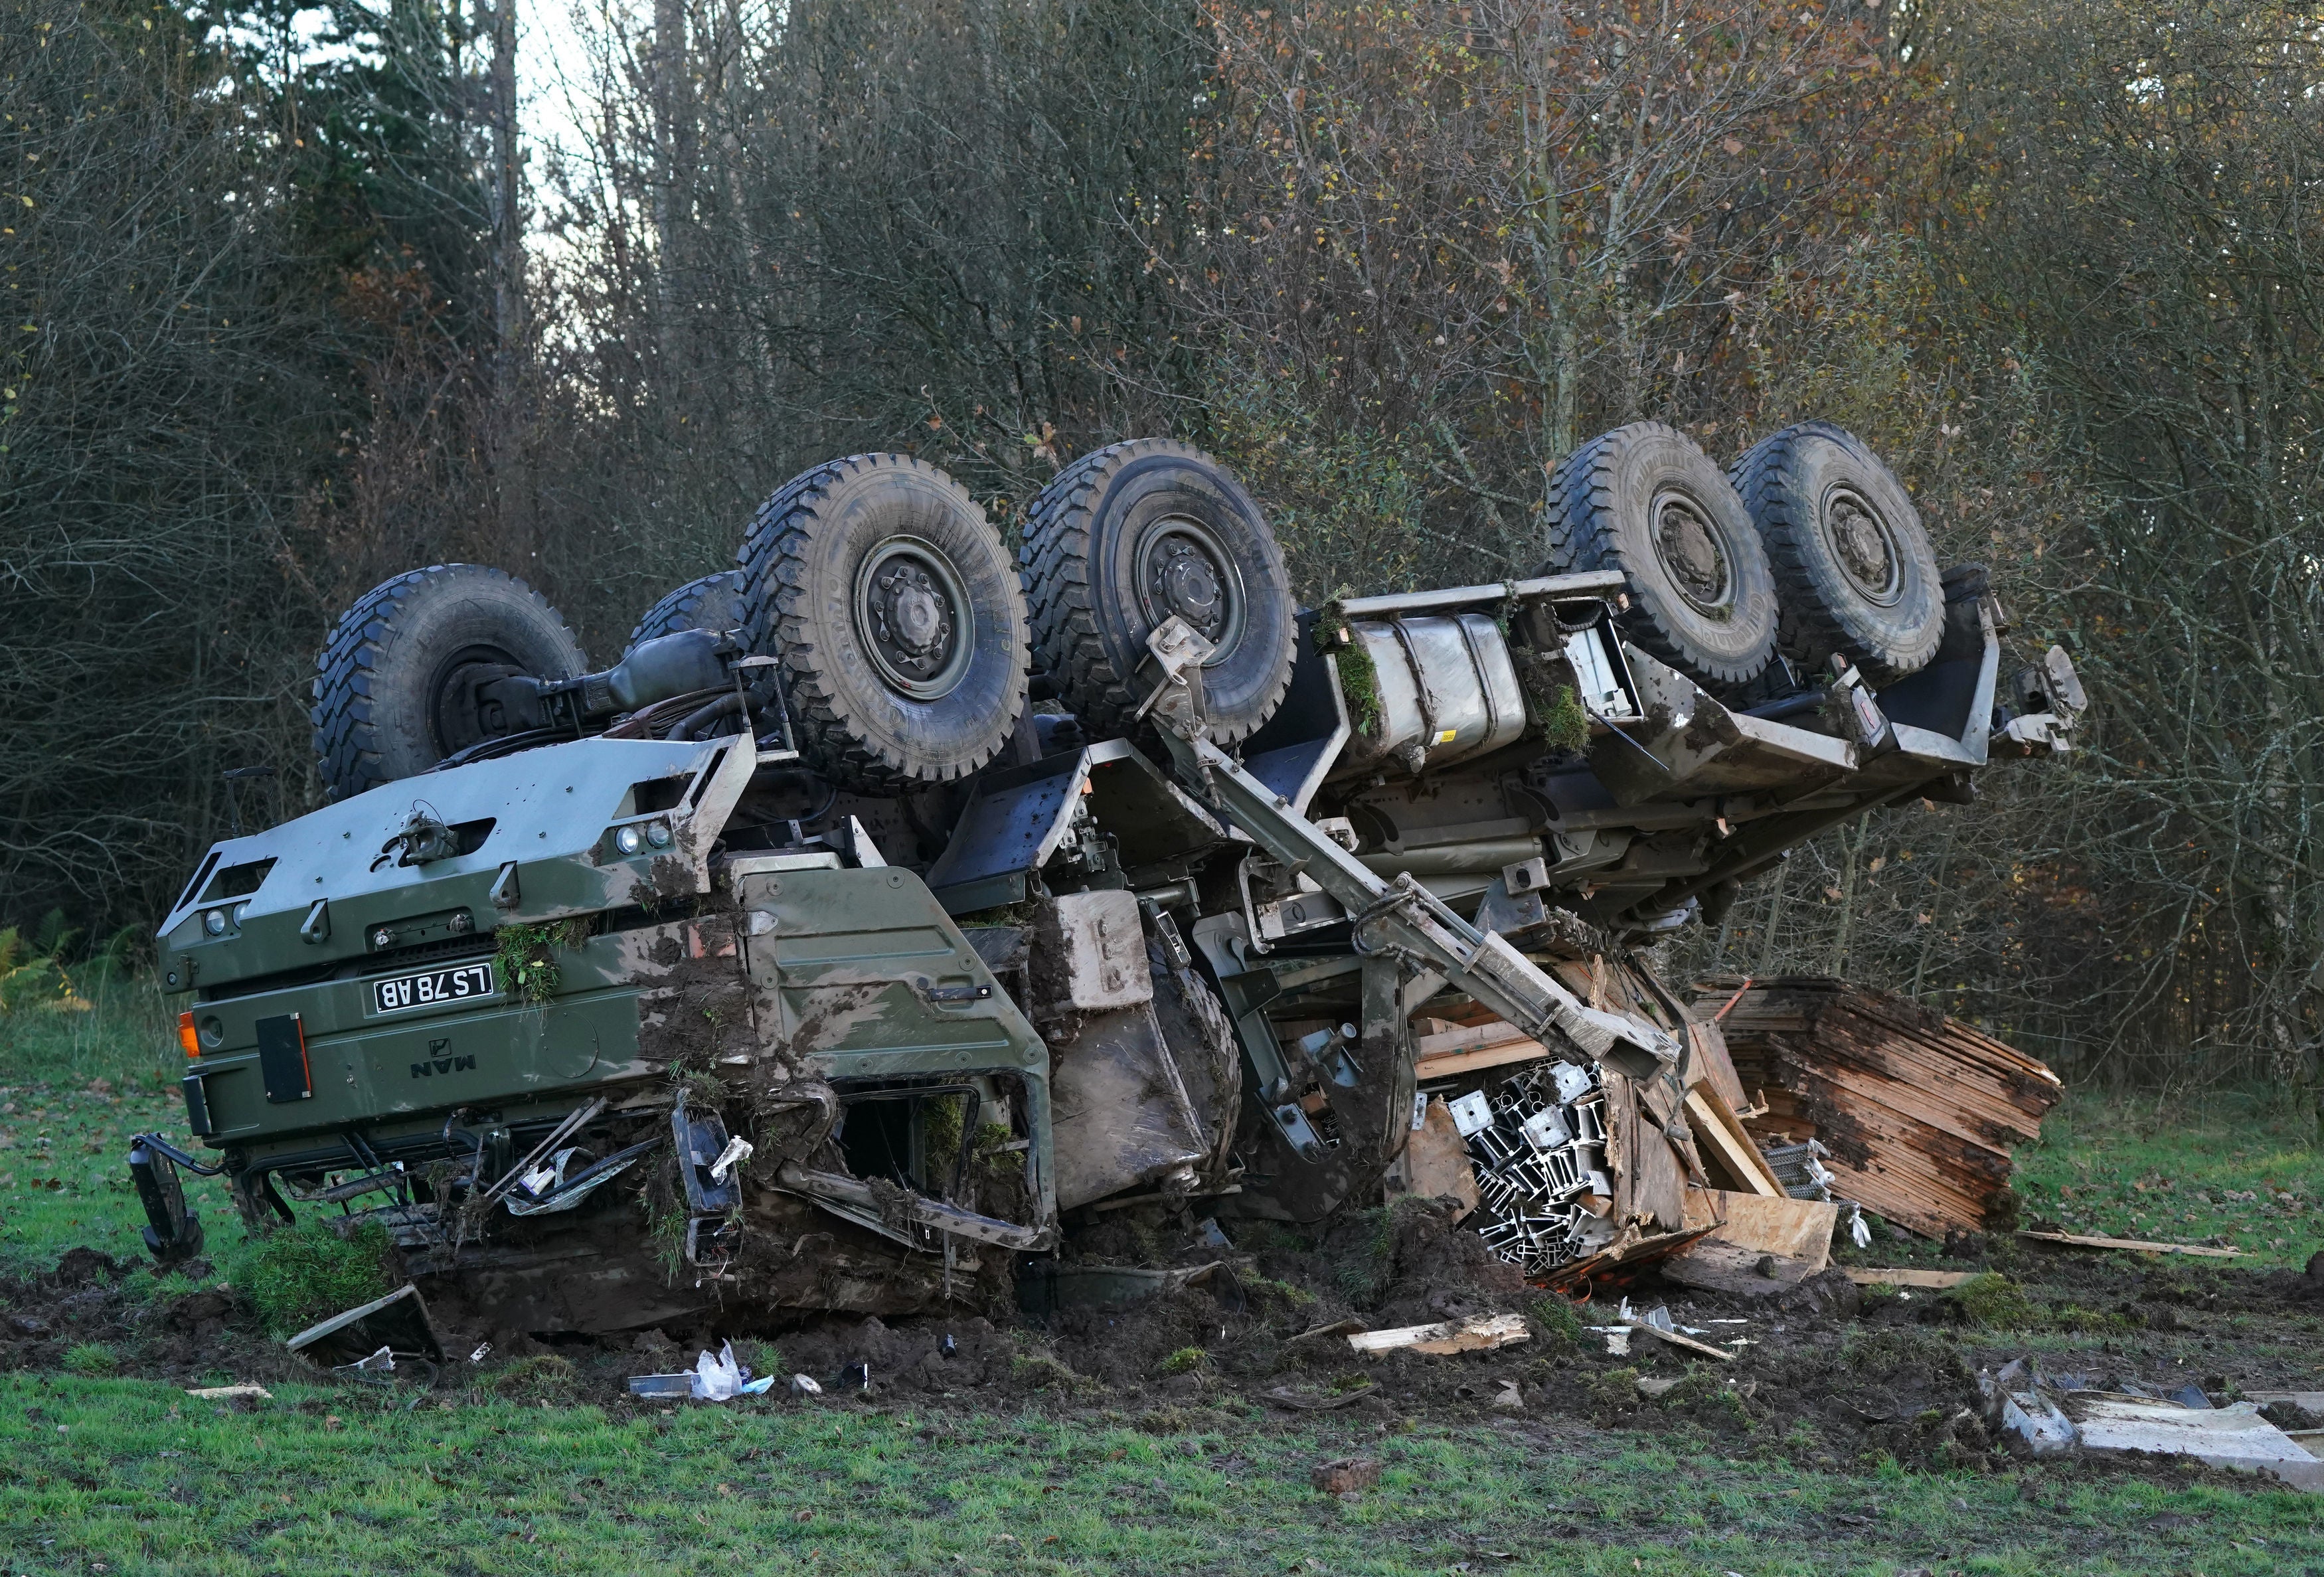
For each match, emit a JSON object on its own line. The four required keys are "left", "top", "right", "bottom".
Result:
{"left": 1693, "top": 976, "right": 2062, "bottom": 1240}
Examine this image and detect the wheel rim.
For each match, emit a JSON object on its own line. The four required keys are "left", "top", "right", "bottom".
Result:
{"left": 855, "top": 537, "right": 976, "bottom": 701}
{"left": 1134, "top": 515, "right": 1245, "bottom": 665}
{"left": 430, "top": 643, "right": 533, "bottom": 758}
{"left": 1820, "top": 485, "right": 1903, "bottom": 606}
{"left": 1650, "top": 490, "right": 1734, "bottom": 618}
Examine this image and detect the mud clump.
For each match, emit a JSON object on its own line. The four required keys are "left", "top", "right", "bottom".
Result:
{"left": 0, "top": 1250, "right": 272, "bottom": 1381}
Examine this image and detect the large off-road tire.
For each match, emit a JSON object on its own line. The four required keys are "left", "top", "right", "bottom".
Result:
{"left": 736, "top": 454, "right": 1027, "bottom": 791}
{"left": 1728, "top": 422, "right": 1942, "bottom": 684}
{"left": 311, "top": 564, "right": 588, "bottom": 801}
{"left": 627, "top": 570, "right": 748, "bottom": 651}
{"left": 1535, "top": 422, "right": 1778, "bottom": 688}
{"left": 1023, "top": 439, "right": 1295, "bottom": 745}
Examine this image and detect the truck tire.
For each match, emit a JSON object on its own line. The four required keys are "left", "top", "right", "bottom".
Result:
{"left": 1536, "top": 422, "right": 1777, "bottom": 688}
{"left": 736, "top": 454, "right": 1027, "bottom": 790}
{"left": 627, "top": 570, "right": 748, "bottom": 651}
{"left": 1023, "top": 439, "right": 1295, "bottom": 744}
{"left": 1728, "top": 422, "right": 1942, "bottom": 683}
{"left": 311, "top": 564, "right": 588, "bottom": 801}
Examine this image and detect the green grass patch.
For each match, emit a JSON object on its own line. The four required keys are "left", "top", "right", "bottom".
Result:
{"left": 2011, "top": 1086, "right": 2323, "bottom": 1268}
{"left": 1945, "top": 1272, "right": 2036, "bottom": 1329}
{"left": 223, "top": 1221, "right": 395, "bottom": 1337}
{"left": 1530, "top": 1293, "right": 1591, "bottom": 1347}
{"left": 60, "top": 1343, "right": 116, "bottom": 1376}
{"left": 4, "top": 1372, "right": 2317, "bottom": 1576}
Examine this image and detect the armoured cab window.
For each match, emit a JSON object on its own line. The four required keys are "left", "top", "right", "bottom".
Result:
{"left": 626, "top": 776, "right": 688, "bottom": 816}
{"left": 199, "top": 858, "right": 277, "bottom": 904}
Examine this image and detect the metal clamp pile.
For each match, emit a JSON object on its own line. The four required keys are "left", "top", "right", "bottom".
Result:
{"left": 1444, "top": 1060, "right": 1614, "bottom": 1274}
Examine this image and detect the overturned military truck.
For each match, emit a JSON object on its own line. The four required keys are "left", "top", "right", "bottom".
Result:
{"left": 130, "top": 423, "right": 2082, "bottom": 1337}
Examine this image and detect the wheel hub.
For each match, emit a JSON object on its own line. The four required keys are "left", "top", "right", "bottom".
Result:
{"left": 1135, "top": 517, "right": 1245, "bottom": 659}
{"left": 856, "top": 539, "right": 974, "bottom": 699}
{"left": 432, "top": 645, "right": 529, "bottom": 756}
{"left": 1653, "top": 493, "right": 1732, "bottom": 614}
{"left": 1824, "top": 487, "right": 1901, "bottom": 604}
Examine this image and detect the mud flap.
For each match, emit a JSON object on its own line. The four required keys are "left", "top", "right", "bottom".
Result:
{"left": 128, "top": 1136, "right": 206, "bottom": 1266}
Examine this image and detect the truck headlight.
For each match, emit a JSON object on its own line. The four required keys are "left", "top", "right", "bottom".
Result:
{"left": 645, "top": 821, "right": 672, "bottom": 849}
{"left": 203, "top": 910, "right": 227, "bottom": 936}
{"left": 614, "top": 825, "right": 643, "bottom": 855}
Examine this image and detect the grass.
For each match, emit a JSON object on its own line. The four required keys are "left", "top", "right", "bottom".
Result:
{"left": 2010, "top": 1087, "right": 2324, "bottom": 1268}
{"left": 3, "top": 1375, "right": 2319, "bottom": 1576}
{"left": 230, "top": 1221, "right": 396, "bottom": 1337}
{"left": 0, "top": 981, "right": 226, "bottom": 1280}
{"left": 5, "top": 997, "right": 2322, "bottom": 1573}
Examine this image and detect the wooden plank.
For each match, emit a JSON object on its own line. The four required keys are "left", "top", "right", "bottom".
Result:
{"left": 2019, "top": 1230, "right": 2243, "bottom": 1259}
{"left": 1414, "top": 1038, "right": 1553, "bottom": 1081}
{"left": 1685, "top": 1019, "right": 1750, "bottom": 1113}
{"left": 1840, "top": 1267, "right": 1976, "bottom": 1288}
{"left": 1412, "top": 1018, "right": 1533, "bottom": 1059}
{"left": 1679, "top": 1187, "right": 1836, "bottom": 1268}
{"left": 1684, "top": 1086, "right": 1784, "bottom": 1198}
{"left": 1624, "top": 1319, "right": 1736, "bottom": 1362}
{"left": 1348, "top": 1313, "right": 1531, "bottom": 1355}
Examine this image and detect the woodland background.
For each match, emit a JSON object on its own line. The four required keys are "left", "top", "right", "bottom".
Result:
{"left": 3, "top": 0, "right": 2320, "bottom": 1090}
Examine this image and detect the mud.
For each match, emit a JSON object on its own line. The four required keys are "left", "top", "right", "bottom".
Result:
{"left": 7, "top": 1208, "right": 2320, "bottom": 1487}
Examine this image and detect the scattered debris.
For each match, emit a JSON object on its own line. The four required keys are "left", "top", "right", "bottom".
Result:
{"left": 469, "top": 1341, "right": 493, "bottom": 1364}
{"left": 330, "top": 1345, "right": 398, "bottom": 1384}
{"left": 789, "top": 1373, "right": 823, "bottom": 1396}
{"left": 1489, "top": 1378, "right": 1525, "bottom": 1411}
{"left": 185, "top": 1384, "right": 270, "bottom": 1402}
{"left": 1623, "top": 1317, "right": 1736, "bottom": 1363}
{"left": 1981, "top": 1360, "right": 2324, "bottom": 1489}
{"left": 1839, "top": 1268, "right": 1976, "bottom": 1289}
{"left": 1311, "top": 1458, "right": 1382, "bottom": 1495}
{"left": 285, "top": 1284, "right": 444, "bottom": 1370}
{"left": 1346, "top": 1313, "right": 1530, "bottom": 1357}
{"left": 627, "top": 1341, "right": 778, "bottom": 1401}
{"left": 2018, "top": 1230, "right": 2242, "bottom": 1259}
{"left": 1635, "top": 1374, "right": 1683, "bottom": 1399}
{"left": 1699, "top": 977, "right": 2062, "bottom": 1238}
{"left": 1979, "top": 1362, "right": 2083, "bottom": 1456}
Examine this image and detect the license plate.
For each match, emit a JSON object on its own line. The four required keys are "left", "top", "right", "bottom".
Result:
{"left": 372, "top": 961, "right": 496, "bottom": 1015}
